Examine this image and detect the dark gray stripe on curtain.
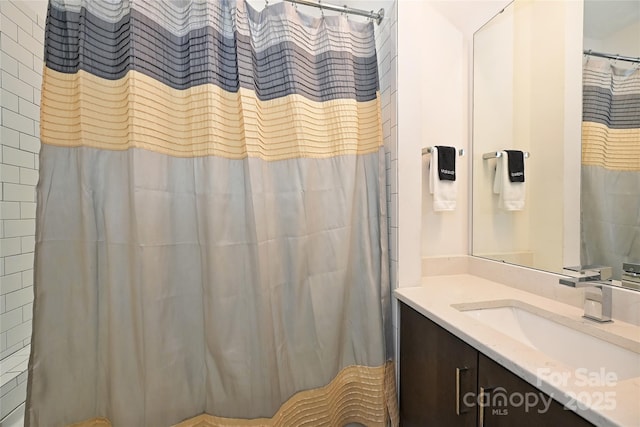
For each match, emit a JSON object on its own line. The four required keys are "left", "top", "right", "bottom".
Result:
{"left": 44, "top": 5, "right": 379, "bottom": 101}
{"left": 583, "top": 86, "right": 640, "bottom": 129}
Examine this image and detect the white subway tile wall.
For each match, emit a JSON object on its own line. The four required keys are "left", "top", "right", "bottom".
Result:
{"left": 1, "top": 0, "right": 43, "bottom": 421}
{"left": 374, "top": 1, "right": 398, "bottom": 290}
{"left": 374, "top": 1, "right": 398, "bottom": 382}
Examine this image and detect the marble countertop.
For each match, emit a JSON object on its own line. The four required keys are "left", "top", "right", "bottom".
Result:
{"left": 395, "top": 274, "right": 640, "bottom": 427}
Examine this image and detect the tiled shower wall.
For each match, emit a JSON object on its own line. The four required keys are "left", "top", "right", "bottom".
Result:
{"left": 374, "top": 0, "right": 399, "bottom": 379}
{"left": 374, "top": 1, "right": 398, "bottom": 290}
{"left": 1, "top": 0, "right": 44, "bottom": 420}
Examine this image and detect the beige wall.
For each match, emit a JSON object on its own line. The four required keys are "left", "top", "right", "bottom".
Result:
{"left": 396, "top": 0, "right": 470, "bottom": 287}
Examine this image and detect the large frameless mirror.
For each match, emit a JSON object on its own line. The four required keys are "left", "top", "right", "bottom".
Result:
{"left": 472, "top": 0, "right": 639, "bottom": 279}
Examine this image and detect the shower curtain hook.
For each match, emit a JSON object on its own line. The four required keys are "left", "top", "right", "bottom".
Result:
{"left": 610, "top": 53, "right": 621, "bottom": 65}
{"left": 318, "top": 0, "right": 324, "bottom": 18}
{"left": 265, "top": 0, "right": 269, "bottom": 8}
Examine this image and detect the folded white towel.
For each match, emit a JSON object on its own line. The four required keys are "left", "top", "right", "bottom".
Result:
{"left": 493, "top": 151, "right": 525, "bottom": 211}
{"left": 429, "top": 146, "right": 457, "bottom": 211}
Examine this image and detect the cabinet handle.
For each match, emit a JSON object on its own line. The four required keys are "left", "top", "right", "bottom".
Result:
{"left": 479, "top": 386, "right": 493, "bottom": 427}
{"left": 455, "top": 367, "right": 469, "bottom": 415}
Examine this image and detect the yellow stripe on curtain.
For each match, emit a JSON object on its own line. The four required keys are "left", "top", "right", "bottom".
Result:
{"left": 67, "top": 363, "right": 399, "bottom": 427}
{"left": 41, "top": 67, "right": 383, "bottom": 161}
{"left": 582, "top": 121, "right": 640, "bottom": 171}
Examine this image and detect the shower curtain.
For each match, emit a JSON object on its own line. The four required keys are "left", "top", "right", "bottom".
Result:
{"left": 581, "top": 58, "right": 640, "bottom": 279}
{"left": 27, "top": 1, "right": 396, "bottom": 425}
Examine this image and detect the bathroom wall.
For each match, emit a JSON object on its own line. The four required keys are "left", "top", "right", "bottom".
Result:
{"left": 396, "top": 1, "right": 467, "bottom": 287}
{"left": 396, "top": 0, "right": 512, "bottom": 287}
{"left": 374, "top": 2, "right": 399, "bottom": 292}
{"left": 1, "top": 0, "right": 45, "bottom": 421}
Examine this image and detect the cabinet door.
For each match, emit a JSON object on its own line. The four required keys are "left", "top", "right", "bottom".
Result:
{"left": 400, "top": 302, "right": 478, "bottom": 427}
{"left": 478, "top": 353, "right": 594, "bottom": 426}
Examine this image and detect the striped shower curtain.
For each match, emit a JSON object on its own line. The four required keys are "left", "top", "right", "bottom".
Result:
{"left": 581, "top": 58, "right": 640, "bottom": 279}
{"left": 27, "top": 1, "right": 396, "bottom": 425}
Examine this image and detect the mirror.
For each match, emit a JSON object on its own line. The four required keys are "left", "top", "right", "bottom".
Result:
{"left": 472, "top": 0, "right": 582, "bottom": 274}
{"left": 472, "top": 0, "right": 639, "bottom": 278}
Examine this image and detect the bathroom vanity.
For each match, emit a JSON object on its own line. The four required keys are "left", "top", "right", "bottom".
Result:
{"left": 400, "top": 301, "right": 592, "bottom": 426}
{"left": 395, "top": 274, "right": 640, "bottom": 427}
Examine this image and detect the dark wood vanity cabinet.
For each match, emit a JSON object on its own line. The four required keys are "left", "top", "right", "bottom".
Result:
{"left": 399, "top": 302, "right": 594, "bottom": 427}
{"left": 478, "top": 354, "right": 593, "bottom": 427}
{"left": 400, "top": 302, "right": 478, "bottom": 427}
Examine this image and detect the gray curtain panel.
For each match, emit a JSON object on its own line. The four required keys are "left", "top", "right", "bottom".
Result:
{"left": 581, "top": 58, "right": 640, "bottom": 279}
{"left": 28, "top": 1, "right": 393, "bottom": 426}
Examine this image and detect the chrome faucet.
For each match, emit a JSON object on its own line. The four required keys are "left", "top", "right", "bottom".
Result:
{"left": 559, "top": 266, "right": 613, "bottom": 323}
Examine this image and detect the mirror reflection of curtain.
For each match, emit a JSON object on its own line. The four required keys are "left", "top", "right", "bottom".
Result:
{"left": 581, "top": 58, "right": 640, "bottom": 279}
{"left": 28, "top": 0, "right": 397, "bottom": 425}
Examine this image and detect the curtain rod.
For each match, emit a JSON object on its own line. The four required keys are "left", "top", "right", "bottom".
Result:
{"left": 287, "top": 0, "right": 384, "bottom": 24}
{"left": 584, "top": 50, "right": 640, "bottom": 64}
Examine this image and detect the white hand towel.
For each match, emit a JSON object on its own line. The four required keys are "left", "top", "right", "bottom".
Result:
{"left": 429, "top": 146, "right": 457, "bottom": 211}
{"left": 493, "top": 151, "right": 525, "bottom": 211}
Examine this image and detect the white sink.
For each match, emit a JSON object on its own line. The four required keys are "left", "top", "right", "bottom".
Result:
{"left": 455, "top": 302, "right": 640, "bottom": 381}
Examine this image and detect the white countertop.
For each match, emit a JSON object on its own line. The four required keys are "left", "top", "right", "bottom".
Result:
{"left": 395, "top": 274, "right": 640, "bottom": 427}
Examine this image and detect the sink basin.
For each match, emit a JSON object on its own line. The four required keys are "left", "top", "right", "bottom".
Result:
{"left": 454, "top": 302, "right": 640, "bottom": 381}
